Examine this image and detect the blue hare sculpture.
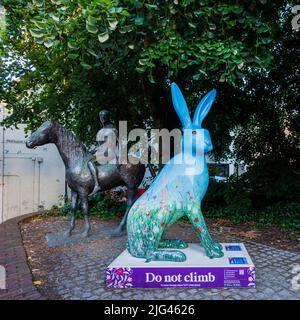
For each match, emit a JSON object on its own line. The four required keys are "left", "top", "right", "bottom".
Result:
{"left": 126, "top": 83, "right": 224, "bottom": 262}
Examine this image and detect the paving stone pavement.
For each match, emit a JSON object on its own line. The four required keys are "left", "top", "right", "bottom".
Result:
{"left": 0, "top": 213, "right": 45, "bottom": 300}
{"left": 18, "top": 216, "right": 300, "bottom": 300}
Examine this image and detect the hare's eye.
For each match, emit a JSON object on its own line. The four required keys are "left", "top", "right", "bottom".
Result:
{"left": 192, "top": 130, "right": 197, "bottom": 135}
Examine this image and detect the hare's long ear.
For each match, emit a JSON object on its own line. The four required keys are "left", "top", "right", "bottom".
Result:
{"left": 193, "top": 89, "right": 217, "bottom": 127}
{"left": 171, "top": 83, "right": 192, "bottom": 128}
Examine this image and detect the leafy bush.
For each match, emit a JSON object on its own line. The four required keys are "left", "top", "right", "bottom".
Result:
{"left": 204, "top": 200, "right": 300, "bottom": 230}
{"left": 57, "top": 189, "right": 126, "bottom": 220}
{"left": 55, "top": 155, "right": 300, "bottom": 231}
{"left": 203, "top": 160, "right": 300, "bottom": 230}
{"left": 89, "top": 190, "right": 126, "bottom": 220}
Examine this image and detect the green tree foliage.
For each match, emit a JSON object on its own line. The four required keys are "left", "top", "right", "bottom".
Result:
{"left": 1, "top": 0, "right": 275, "bottom": 140}
{"left": 0, "top": 1, "right": 299, "bottom": 227}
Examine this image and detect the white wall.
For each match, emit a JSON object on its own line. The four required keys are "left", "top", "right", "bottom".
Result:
{"left": 207, "top": 153, "right": 246, "bottom": 180}
{"left": 0, "top": 104, "right": 65, "bottom": 224}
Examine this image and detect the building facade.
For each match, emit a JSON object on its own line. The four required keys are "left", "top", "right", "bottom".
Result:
{"left": 0, "top": 103, "right": 66, "bottom": 224}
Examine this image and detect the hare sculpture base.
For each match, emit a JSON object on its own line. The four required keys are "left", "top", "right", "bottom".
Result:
{"left": 106, "top": 243, "right": 255, "bottom": 288}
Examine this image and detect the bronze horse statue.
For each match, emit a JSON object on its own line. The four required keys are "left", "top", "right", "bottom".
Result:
{"left": 25, "top": 120, "right": 145, "bottom": 237}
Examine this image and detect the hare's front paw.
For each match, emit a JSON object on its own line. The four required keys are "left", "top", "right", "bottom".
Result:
{"left": 176, "top": 239, "right": 188, "bottom": 249}
{"left": 205, "top": 242, "right": 224, "bottom": 259}
{"left": 212, "top": 242, "right": 223, "bottom": 251}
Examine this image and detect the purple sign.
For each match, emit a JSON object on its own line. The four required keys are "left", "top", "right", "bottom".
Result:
{"left": 106, "top": 266, "right": 255, "bottom": 289}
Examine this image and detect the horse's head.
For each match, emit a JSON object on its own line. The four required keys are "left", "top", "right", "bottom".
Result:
{"left": 25, "top": 120, "right": 57, "bottom": 149}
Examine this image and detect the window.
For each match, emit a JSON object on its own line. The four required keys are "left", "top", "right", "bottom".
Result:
{"left": 208, "top": 163, "right": 230, "bottom": 178}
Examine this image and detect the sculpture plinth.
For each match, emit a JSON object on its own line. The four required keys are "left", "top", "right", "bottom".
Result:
{"left": 106, "top": 243, "right": 255, "bottom": 289}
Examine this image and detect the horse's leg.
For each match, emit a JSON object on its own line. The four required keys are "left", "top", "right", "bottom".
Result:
{"left": 112, "top": 188, "right": 138, "bottom": 237}
{"left": 81, "top": 196, "right": 91, "bottom": 238}
{"left": 64, "top": 191, "right": 78, "bottom": 237}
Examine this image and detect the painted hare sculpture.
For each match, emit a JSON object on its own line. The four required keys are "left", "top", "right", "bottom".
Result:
{"left": 127, "top": 83, "right": 224, "bottom": 262}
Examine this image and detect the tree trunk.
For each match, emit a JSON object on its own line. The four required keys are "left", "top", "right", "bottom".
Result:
{"left": 141, "top": 75, "right": 180, "bottom": 131}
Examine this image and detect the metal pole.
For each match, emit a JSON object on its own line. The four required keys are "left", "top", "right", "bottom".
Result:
{"left": 1, "top": 118, "right": 4, "bottom": 223}
{"left": 0, "top": 104, "right": 5, "bottom": 223}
